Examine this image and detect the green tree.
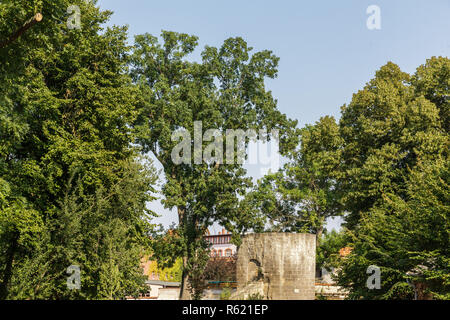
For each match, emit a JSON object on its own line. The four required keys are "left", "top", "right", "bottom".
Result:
{"left": 336, "top": 158, "right": 449, "bottom": 299}
{"left": 338, "top": 59, "right": 447, "bottom": 228}
{"left": 130, "top": 31, "right": 298, "bottom": 299}
{"left": 316, "top": 229, "right": 348, "bottom": 273}
{"left": 1, "top": 0, "right": 157, "bottom": 299}
{"left": 335, "top": 57, "right": 449, "bottom": 299}
{"left": 247, "top": 116, "right": 343, "bottom": 247}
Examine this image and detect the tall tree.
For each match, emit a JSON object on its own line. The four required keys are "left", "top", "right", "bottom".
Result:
{"left": 336, "top": 58, "right": 449, "bottom": 299}
{"left": 1, "top": 0, "right": 157, "bottom": 299}
{"left": 338, "top": 60, "right": 447, "bottom": 228}
{"left": 130, "top": 32, "right": 298, "bottom": 299}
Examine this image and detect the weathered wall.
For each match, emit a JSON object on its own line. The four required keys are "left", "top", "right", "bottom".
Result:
{"left": 157, "top": 288, "right": 180, "bottom": 300}
{"left": 235, "top": 233, "right": 316, "bottom": 300}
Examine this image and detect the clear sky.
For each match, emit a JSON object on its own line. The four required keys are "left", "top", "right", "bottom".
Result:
{"left": 97, "top": 0, "right": 450, "bottom": 232}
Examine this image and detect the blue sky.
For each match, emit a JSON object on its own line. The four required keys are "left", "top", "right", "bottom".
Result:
{"left": 97, "top": 0, "right": 450, "bottom": 232}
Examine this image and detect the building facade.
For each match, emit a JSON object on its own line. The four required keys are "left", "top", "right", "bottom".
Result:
{"left": 204, "top": 228, "right": 237, "bottom": 257}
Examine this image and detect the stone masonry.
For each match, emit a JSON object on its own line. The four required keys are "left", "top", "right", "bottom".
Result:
{"left": 235, "top": 233, "right": 316, "bottom": 300}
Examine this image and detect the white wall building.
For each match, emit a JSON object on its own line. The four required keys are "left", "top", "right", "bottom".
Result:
{"left": 205, "top": 228, "right": 236, "bottom": 257}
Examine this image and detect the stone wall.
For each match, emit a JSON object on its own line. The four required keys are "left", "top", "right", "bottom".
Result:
{"left": 235, "top": 233, "right": 316, "bottom": 300}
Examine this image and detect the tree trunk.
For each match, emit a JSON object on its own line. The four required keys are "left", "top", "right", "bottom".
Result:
{"left": 316, "top": 225, "right": 323, "bottom": 248}
{"left": 179, "top": 255, "right": 192, "bottom": 300}
{"left": 315, "top": 226, "right": 323, "bottom": 278}
{"left": 0, "top": 231, "right": 19, "bottom": 299}
{"left": 177, "top": 205, "right": 192, "bottom": 300}
{"left": 0, "top": 13, "right": 43, "bottom": 49}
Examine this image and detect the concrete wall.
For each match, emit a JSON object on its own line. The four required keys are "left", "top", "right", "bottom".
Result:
{"left": 148, "top": 284, "right": 163, "bottom": 298}
{"left": 236, "top": 233, "right": 316, "bottom": 300}
{"left": 157, "top": 288, "right": 180, "bottom": 300}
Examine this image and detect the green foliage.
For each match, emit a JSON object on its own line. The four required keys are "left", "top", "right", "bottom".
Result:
{"left": 335, "top": 58, "right": 449, "bottom": 300}
{"left": 411, "top": 56, "right": 450, "bottom": 132}
{"left": 338, "top": 59, "right": 447, "bottom": 228}
{"left": 1, "top": 0, "right": 448, "bottom": 302}
{"left": 220, "top": 285, "right": 232, "bottom": 300}
{"left": 146, "top": 257, "right": 183, "bottom": 283}
{"left": 0, "top": 1, "right": 157, "bottom": 299}
{"left": 247, "top": 115, "right": 343, "bottom": 245}
{"left": 317, "top": 229, "right": 348, "bottom": 272}
{"left": 246, "top": 57, "right": 449, "bottom": 300}
{"left": 337, "top": 158, "right": 449, "bottom": 299}
{"left": 246, "top": 292, "right": 264, "bottom": 300}
{"left": 382, "top": 282, "right": 415, "bottom": 300}
{"left": 5, "top": 159, "right": 157, "bottom": 299}
{"left": 185, "top": 242, "right": 211, "bottom": 300}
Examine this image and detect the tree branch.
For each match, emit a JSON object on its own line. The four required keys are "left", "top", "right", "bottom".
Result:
{"left": 0, "top": 13, "right": 43, "bottom": 49}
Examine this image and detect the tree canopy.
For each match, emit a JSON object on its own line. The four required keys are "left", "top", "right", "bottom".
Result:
{"left": 1, "top": 0, "right": 448, "bottom": 301}
{"left": 0, "top": 0, "right": 157, "bottom": 299}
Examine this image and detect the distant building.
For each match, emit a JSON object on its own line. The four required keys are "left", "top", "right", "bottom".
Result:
{"left": 204, "top": 228, "right": 237, "bottom": 257}
{"left": 145, "top": 280, "right": 180, "bottom": 300}
{"left": 315, "top": 247, "right": 352, "bottom": 300}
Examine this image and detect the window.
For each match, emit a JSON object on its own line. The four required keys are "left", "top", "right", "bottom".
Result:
{"left": 225, "top": 249, "right": 232, "bottom": 257}
{"left": 218, "top": 250, "right": 222, "bottom": 257}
